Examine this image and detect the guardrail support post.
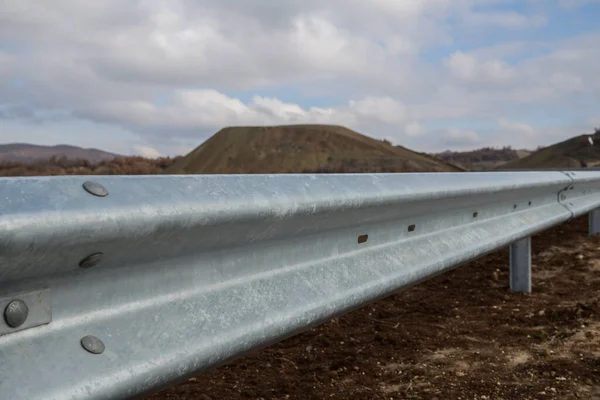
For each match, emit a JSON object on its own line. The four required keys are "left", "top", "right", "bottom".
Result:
{"left": 509, "top": 237, "right": 531, "bottom": 293}
{"left": 589, "top": 208, "right": 600, "bottom": 236}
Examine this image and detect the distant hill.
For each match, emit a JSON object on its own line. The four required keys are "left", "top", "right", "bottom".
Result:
{"left": 431, "top": 147, "right": 531, "bottom": 171}
{"left": 165, "top": 125, "right": 465, "bottom": 174}
{"left": 498, "top": 130, "right": 600, "bottom": 170}
{"left": 0, "top": 143, "right": 119, "bottom": 163}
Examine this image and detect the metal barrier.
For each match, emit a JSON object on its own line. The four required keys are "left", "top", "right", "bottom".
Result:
{"left": 510, "top": 237, "right": 531, "bottom": 293}
{"left": 590, "top": 208, "right": 600, "bottom": 236}
{"left": 1, "top": 171, "right": 600, "bottom": 399}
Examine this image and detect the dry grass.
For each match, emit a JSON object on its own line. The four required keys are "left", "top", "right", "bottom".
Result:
{"left": 432, "top": 146, "right": 526, "bottom": 171}
{"left": 166, "top": 125, "right": 465, "bottom": 174}
{"left": 0, "top": 155, "right": 183, "bottom": 177}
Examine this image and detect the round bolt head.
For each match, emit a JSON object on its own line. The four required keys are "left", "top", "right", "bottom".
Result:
{"left": 79, "top": 252, "right": 103, "bottom": 268}
{"left": 82, "top": 181, "right": 108, "bottom": 197}
{"left": 4, "top": 299, "right": 28, "bottom": 328}
{"left": 81, "top": 335, "right": 105, "bottom": 354}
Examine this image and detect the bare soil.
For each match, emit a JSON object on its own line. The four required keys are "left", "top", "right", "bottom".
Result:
{"left": 148, "top": 215, "right": 600, "bottom": 399}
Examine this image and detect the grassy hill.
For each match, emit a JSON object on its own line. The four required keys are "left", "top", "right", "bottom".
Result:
{"left": 165, "top": 125, "right": 465, "bottom": 174}
{"left": 498, "top": 130, "right": 600, "bottom": 170}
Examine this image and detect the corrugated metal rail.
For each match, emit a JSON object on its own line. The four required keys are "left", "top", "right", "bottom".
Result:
{"left": 1, "top": 171, "right": 600, "bottom": 399}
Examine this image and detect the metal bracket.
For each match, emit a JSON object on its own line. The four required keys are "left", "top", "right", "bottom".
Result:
{"left": 0, "top": 288, "right": 51, "bottom": 336}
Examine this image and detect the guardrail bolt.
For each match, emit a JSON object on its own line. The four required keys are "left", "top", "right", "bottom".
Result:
{"left": 82, "top": 181, "right": 108, "bottom": 197}
{"left": 79, "top": 252, "right": 103, "bottom": 268}
{"left": 4, "top": 299, "right": 28, "bottom": 328}
{"left": 81, "top": 335, "right": 105, "bottom": 354}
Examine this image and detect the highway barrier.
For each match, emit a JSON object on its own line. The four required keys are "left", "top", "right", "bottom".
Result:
{"left": 1, "top": 171, "right": 600, "bottom": 399}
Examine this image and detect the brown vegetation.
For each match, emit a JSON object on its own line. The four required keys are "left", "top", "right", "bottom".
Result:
{"left": 432, "top": 146, "right": 529, "bottom": 171}
{"left": 0, "top": 155, "right": 183, "bottom": 177}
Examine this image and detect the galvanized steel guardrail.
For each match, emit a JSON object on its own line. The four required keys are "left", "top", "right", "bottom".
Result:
{"left": 1, "top": 171, "right": 600, "bottom": 399}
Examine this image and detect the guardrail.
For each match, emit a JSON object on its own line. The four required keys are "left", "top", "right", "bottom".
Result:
{"left": 1, "top": 171, "right": 600, "bottom": 399}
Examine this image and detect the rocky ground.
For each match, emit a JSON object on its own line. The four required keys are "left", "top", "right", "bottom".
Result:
{"left": 148, "top": 214, "right": 600, "bottom": 399}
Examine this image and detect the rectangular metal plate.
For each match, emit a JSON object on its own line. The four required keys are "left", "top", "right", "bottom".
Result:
{"left": 0, "top": 288, "right": 51, "bottom": 336}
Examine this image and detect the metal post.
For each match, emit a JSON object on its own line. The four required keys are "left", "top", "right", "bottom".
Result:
{"left": 510, "top": 236, "right": 531, "bottom": 293}
{"left": 589, "top": 208, "right": 600, "bottom": 236}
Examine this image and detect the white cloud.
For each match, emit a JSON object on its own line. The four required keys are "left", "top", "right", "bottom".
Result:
{"left": 0, "top": 52, "right": 14, "bottom": 78}
{"left": 76, "top": 89, "right": 363, "bottom": 135}
{"left": 1, "top": 0, "right": 531, "bottom": 97}
{"left": 349, "top": 97, "right": 408, "bottom": 125}
{"left": 1, "top": 0, "right": 599, "bottom": 155}
{"left": 444, "top": 128, "right": 480, "bottom": 144}
{"left": 383, "top": 35, "right": 418, "bottom": 56}
{"left": 252, "top": 97, "right": 307, "bottom": 121}
{"left": 558, "top": 0, "right": 600, "bottom": 8}
{"left": 405, "top": 121, "right": 426, "bottom": 137}
{"left": 289, "top": 15, "right": 383, "bottom": 76}
{"left": 445, "top": 51, "right": 516, "bottom": 85}
{"left": 498, "top": 119, "right": 537, "bottom": 136}
{"left": 133, "top": 145, "right": 162, "bottom": 158}
{"left": 366, "top": 0, "right": 449, "bottom": 19}
{"left": 463, "top": 11, "right": 547, "bottom": 28}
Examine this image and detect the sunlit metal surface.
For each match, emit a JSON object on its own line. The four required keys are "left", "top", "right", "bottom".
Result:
{"left": 1, "top": 171, "right": 599, "bottom": 399}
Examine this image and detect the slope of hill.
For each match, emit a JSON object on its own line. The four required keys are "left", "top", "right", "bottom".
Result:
{"left": 166, "top": 125, "right": 465, "bottom": 174}
{"left": 0, "top": 143, "right": 119, "bottom": 163}
{"left": 498, "top": 130, "right": 600, "bottom": 170}
{"left": 431, "top": 146, "right": 531, "bottom": 171}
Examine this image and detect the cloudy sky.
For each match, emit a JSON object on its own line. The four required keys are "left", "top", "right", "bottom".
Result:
{"left": 1, "top": 0, "right": 599, "bottom": 157}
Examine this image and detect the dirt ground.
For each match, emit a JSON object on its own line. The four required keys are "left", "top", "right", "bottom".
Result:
{"left": 148, "top": 214, "right": 600, "bottom": 399}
